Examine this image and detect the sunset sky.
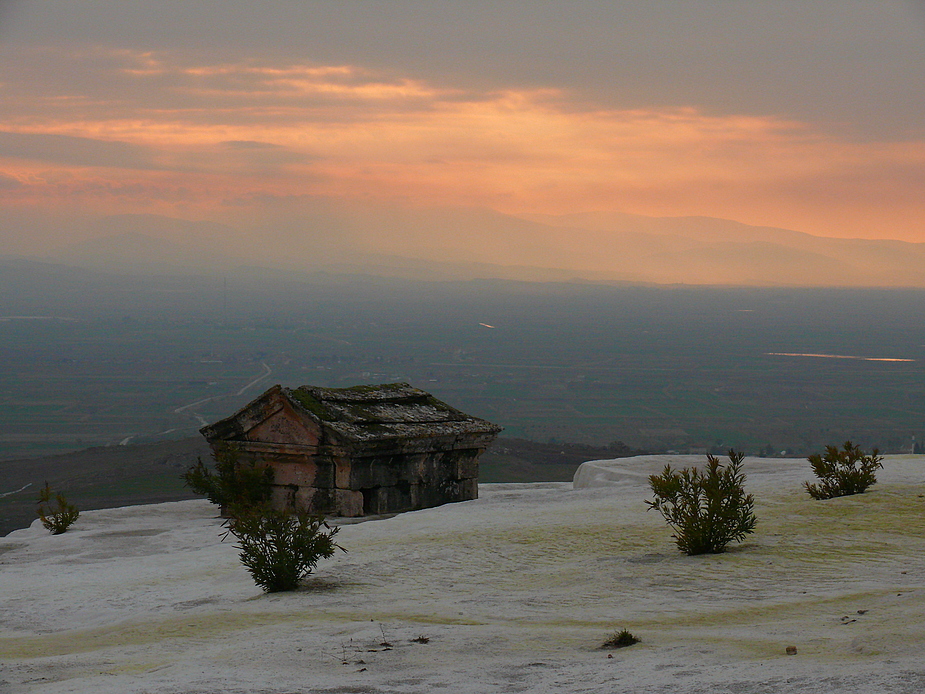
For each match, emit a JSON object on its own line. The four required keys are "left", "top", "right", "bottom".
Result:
{"left": 1, "top": 1, "right": 925, "bottom": 257}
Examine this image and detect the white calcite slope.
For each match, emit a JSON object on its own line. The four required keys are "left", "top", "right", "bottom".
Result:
{"left": 2, "top": 455, "right": 925, "bottom": 693}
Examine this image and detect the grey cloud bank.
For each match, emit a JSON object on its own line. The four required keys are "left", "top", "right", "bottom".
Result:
{"left": 2, "top": 1, "right": 924, "bottom": 137}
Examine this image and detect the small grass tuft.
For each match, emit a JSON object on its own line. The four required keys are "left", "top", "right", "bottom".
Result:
{"left": 601, "top": 628, "right": 640, "bottom": 649}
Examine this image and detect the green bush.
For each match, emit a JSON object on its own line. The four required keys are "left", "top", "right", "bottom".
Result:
{"left": 804, "top": 441, "right": 883, "bottom": 500}
{"left": 37, "top": 482, "right": 79, "bottom": 534}
{"left": 646, "top": 450, "right": 756, "bottom": 555}
{"left": 182, "top": 446, "right": 274, "bottom": 513}
{"left": 225, "top": 508, "right": 344, "bottom": 593}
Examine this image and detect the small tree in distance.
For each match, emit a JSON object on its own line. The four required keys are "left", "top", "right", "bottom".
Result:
{"left": 646, "top": 450, "right": 757, "bottom": 555}
{"left": 37, "top": 482, "right": 80, "bottom": 534}
{"left": 804, "top": 441, "right": 883, "bottom": 500}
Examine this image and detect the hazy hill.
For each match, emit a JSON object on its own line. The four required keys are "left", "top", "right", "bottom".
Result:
{"left": 525, "top": 210, "right": 925, "bottom": 286}
{"left": 29, "top": 206, "right": 925, "bottom": 287}
{"left": 45, "top": 231, "right": 239, "bottom": 275}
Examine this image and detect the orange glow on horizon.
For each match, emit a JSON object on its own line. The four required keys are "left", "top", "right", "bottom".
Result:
{"left": 1, "top": 49, "right": 924, "bottom": 243}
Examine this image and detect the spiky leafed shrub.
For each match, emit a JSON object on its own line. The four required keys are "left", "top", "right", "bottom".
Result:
{"left": 37, "top": 482, "right": 79, "bottom": 534}
{"left": 182, "top": 447, "right": 274, "bottom": 513}
{"left": 646, "top": 450, "right": 757, "bottom": 555}
{"left": 804, "top": 441, "right": 883, "bottom": 500}
{"left": 226, "top": 508, "right": 343, "bottom": 593}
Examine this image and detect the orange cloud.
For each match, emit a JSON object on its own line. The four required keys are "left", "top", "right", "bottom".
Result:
{"left": 1, "top": 48, "right": 924, "bottom": 241}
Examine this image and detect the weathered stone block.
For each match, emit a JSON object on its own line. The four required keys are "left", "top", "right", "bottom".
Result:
{"left": 272, "top": 461, "right": 323, "bottom": 487}
{"left": 362, "top": 482, "right": 421, "bottom": 515}
{"left": 458, "top": 477, "right": 478, "bottom": 500}
{"left": 454, "top": 450, "right": 480, "bottom": 480}
{"left": 281, "top": 485, "right": 364, "bottom": 517}
{"left": 349, "top": 456, "right": 402, "bottom": 489}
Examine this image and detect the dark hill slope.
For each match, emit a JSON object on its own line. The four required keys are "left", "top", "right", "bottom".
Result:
{"left": 0, "top": 436, "right": 642, "bottom": 535}
{"left": 0, "top": 437, "right": 211, "bottom": 536}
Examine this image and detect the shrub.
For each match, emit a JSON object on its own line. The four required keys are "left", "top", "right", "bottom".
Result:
{"left": 601, "top": 628, "right": 639, "bottom": 649}
{"left": 646, "top": 449, "right": 756, "bottom": 555}
{"left": 225, "top": 507, "right": 344, "bottom": 593}
{"left": 804, "top": 441, "right": 883, "bottom": 500}
{"left": 182, "top": 447, "right": 274, "bottom": 513}
{"left": 37, "top": 482, "right": 79, "bottom": 534}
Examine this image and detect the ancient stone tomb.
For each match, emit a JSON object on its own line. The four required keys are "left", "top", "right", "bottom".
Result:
{"left": 200, "top": 383, "right": 502, "bottom": 516}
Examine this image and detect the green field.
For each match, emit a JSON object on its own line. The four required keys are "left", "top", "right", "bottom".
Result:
{"left": 2, "top": 271, "right": 925, "bottom": 462}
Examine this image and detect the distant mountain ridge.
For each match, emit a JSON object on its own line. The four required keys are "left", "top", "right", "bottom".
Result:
{"left": 28, "top": 206, "right": 925, "bottom": 287}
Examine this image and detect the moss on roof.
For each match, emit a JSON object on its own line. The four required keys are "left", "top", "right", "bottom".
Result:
{"left": 285, "top": 383, "right": 501, "bottom": 443}
{"left": 287, "top": 388, "right": 335, "bottom": 421}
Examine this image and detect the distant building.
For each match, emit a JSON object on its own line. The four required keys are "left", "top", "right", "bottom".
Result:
{"left": 200, "top": 383, "right": 502, "bottom": 516}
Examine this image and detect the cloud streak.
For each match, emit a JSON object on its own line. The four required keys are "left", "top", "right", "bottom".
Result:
{"left": 0, "top": 130, "right": 156, "bottom": 169}
{"left": 1, "top": 48, "right": 924, "bottom": 241}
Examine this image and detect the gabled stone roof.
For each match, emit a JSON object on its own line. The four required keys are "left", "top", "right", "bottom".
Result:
{"left": 285, "top": 383, "right": 502, "bottom": 443}
{"left": 201, "top": 382, "right": 502, "bottom": 448}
